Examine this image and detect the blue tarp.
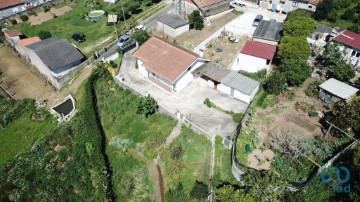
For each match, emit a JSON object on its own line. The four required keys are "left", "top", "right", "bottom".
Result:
{"left": 272, "top": 4, "right": 276, "bottom": 12}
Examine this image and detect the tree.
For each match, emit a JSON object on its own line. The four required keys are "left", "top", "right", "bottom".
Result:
{"left": 188, "top": 10, "right": 204, "bottom": 30}
{"left": 128, "top": 2, "right": 141, "bottom": 14}
{"left": 190, "top": 181, "right": 208, "bottom": 200}
{"left": 278, "top": 36, "right": 311, "bottom": 61}
{"left": 341, "top": 8, "right": 356, "bottom": 21}
{"left": 278, "top": 59, "right": 312, "bottom": 86}
{"left": 216, "top": 185, "right": 254, "bottom": 202}
{"left": 284, "top": 12, "right": 316, "bottom": 37}
{"left": 38, "top": 31, "right": 52, "bottom": 40}
{"left": 332, "top": 62, "right": 355, "bottom": 82}
{"left": 131, "top": 30, "right": 149, "bottom": 45}
{"left": 136, "top": 95, "right": 158, "bottom": 117}
{"left": 313, "top": 0, "right": 336, "bottom": 21}
{"left": 319, "top": 43, "right": 344, "bottom": 66}
{"left": 321, "top": 97, "right": 360, "bottom": 135}
{"left": 264, "top": 71, "right": 286, "bottom": 95}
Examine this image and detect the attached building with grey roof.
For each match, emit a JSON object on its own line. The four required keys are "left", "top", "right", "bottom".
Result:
{"left": 221, "top": 71, "right": 260, "bottom": 96}
{"left": 26, "top": 36, "right": 84, "bottom": 89}
{"left": 253, "top": 20, "right": 283, "bottom": 45}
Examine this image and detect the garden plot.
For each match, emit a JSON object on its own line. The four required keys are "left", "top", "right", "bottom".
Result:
{"left": 28, "top": 6, "right": 72, "bottom": 25}
{"left": 203, "top": 34, "right": 248, "bottom": 67}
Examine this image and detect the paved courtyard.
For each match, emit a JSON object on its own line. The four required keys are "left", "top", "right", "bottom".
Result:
{"left": 115, "top": 53, "right": 248, "bottom": 138}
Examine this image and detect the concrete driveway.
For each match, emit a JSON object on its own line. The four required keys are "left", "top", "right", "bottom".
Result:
{"left": 116, "top": 52, "right": 248, "bottom": 138}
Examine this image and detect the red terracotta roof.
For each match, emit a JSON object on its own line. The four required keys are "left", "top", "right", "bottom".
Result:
{"left": 0, "top": 0, "right": 29, "bottom": 9}
{"left": 240, "top": 41, "right": 277, "bottom": 60}
{"left": 17, "top": 37, "right": 41, "bottom": 47}
{"left": 3, "top": 29, "right": 23, "bottom": 37}
{"left": 133, "top": 37, "right": 198, "bottom": 83}
{"left": 192, "top": 0, "right": 224, "bottom": 8}
{"left": 334, "top": 30, "right": 360, "bottom": 50}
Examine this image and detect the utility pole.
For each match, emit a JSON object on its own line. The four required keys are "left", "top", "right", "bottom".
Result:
{"left": 121, "top": 1, "right": 128, "bottom": 29}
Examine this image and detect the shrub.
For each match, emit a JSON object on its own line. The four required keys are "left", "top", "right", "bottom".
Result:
{"left": 136, "top": 95, "right": 159, "bottom": 117}
{"left": 20, "top": 15, "right": 28, "bottom": 21}
{"left": 288, "top": 91, "right": 295, "bottom": 101}
{"left": 131, "top": 30, "right": 149, "bottom": 45}
{"left": 190, "top": 181, "right": 208, "bottom": 199}
{"left": 305, "top": 81, "right": 321, "bottom": 97}
{"left": 10, "top": 19, "right": 17, "bottom": 25}
{"left": 203, "top": 98, "right": 213, "bottom": 108}
{"left": 38, "top": 30, "right": 52, "bottom": 39}
{"left": 171, "top": 145, "right": 183, "bottom": 160}
{"left": 232, "top": 113, "right": 243, "bottom": 123}
{"left": 188, "top": 10, "right": 204, "bottom": 30}
{"left": 27, "top": 10, "right": 36, "bottom": 16}
{"left": 42, "top": 5, "right": 50, "bottom": 12}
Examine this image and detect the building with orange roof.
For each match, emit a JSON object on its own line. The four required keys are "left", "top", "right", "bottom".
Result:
{"left": 15, "top": 37, "right": 41, "bottom": 57}
{"left": 0, "top": 0, "right": 45, "bottom": 20}
{"left": 2, "top": 29, "right": 23, "bottom": 45}
{"left": 133, "top": 37, "right": 208, "bottom": 93}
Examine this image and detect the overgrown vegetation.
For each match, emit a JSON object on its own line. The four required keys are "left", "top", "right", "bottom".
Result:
{"left": 0, "top": 97, "right": 56, "bottom": 166}
{"left": 188, "top": 10, "right": 204, "bottom": 30}
{"left": 131, "top": 30, "right": 149, "bottom": 45}
{"left": 95, "top": 71, "right": 176, "bottom": 200}
{"left": 162, "top": 126, "right": 211, "bottom": 201}
{"left": 235, "top": 129, "right": 259, "bottom": 164}
{"left": 0, "top": 69, "right": 113, "bottom": 201}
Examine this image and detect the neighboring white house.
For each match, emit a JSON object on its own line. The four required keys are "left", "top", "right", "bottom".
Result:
{"left": 193, "top": 62, "right": 259, "bottom": 104}
{"left": 260, "top": 0, "right": 321, "bottom": 13}
{"left": 333, "top": 30, "right": 360, "bottom": 68}
{"left": 319, "top": 78, "right": 359, "bottom": 103}
{"left": 307, "top": 23, "right": 335, "bottom": 48}
{"left": 253, "top": 20, "right": 283, "bottom": 46}
{"left": 26, "top": 37, "right": 84, "bottom": 89}
{"left": 0, "top": 0, "right": 45, "bottom": 20}
{"left": 133, "top": 37, "right": 208, "bottom": 93}
{"left": 232, "top": 41, "right": 277, "bottom": 73}
{"left": 15, "top": 37, "right": 41, "bottom": 57}
{"left": 3, "top": 29, "right": 23, "bottom": 45}
{"left": 157, "top": 13, "right": 189, "bottom": 38}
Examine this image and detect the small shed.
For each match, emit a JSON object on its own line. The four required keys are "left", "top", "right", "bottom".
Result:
{"left": 218, "top": 71, "right": 260, "bottom": 104}
{"left": 319, "top": 78, "right": 359, "bottom": 102}
{"left": 157, "top": 13, "right": 189, "bottom": 38}
{"left": 107, "top": 14, "right": 117, "bottom": 25}
{"left": 3, "top": 29, "right": 23, "bottom": 45}
{"left": 253, "top": 20, "right": 283, "bottom": 46}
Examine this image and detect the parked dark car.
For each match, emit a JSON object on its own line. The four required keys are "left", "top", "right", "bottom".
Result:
{"left": 252, "top": 15, "right": 263, "bottom": 27}
{"left": 72, "top": 33, "right": 86, "bottom": 43}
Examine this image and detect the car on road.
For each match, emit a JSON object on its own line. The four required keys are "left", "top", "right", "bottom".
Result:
{"left": 117, "top": 35, "right": 132, "bottom": 49}
{"left": 135, "top": 24, "right": 146, "bottom": 31}
{"left": 72, "top": 33, "right": 85, "bottom": 43}
{"left": 252, "top": 15, "right": 263, "bottom": 27}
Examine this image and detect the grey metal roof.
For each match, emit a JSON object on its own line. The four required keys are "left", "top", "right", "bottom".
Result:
{"left": 221, "top": 71, "right": 260, "bottom": 96}
{"left": 27, "top": 36, "right": 84, "bottom": 71}
{"left": 319, "top": 78, "right": 358, "bottom": 100}
{"left": 157, "top": 13, "right": 189, "bottom": 29}
{"left": 316, "top": 24, "right": 333, "bottom": 34}
{"left": 253, "top": 20, "right": 283, "bottom": 42}
{"left": 192, "top": 62, "right": 231, "bottom": 82}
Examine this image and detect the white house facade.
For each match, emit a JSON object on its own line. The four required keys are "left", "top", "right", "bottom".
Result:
{"left": 157, "top": 13, "right": 189, "bottom": 38}
{"left": 0, "top": 0, "right": 45, "bottom": 20}
{"left": 333, "top": 30, "right": 360, "bottom": 68}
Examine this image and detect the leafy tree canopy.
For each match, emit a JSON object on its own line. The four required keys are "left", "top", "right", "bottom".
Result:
{"left": 319, "top": 43, "right": 344, "bottom": 66}
{"left": 136, "top": 95, "right": 158, "bottom": 117}
{"left": 332, "top": 62, "right": 355, "bottom": 82}
{"left": 190, "top": 181, "right": 208, "bottom": 200}
{"left": 188, "top": 10, "right": 204, "bottom": 30}
{"left": 38, "top": 30, "right": 52, "bottom": 40}
{"left": 264, "top": 71, "right": 286, "bottom": 95}
{"left": 278, "top": 59, "right": 312, "bottom": 86}
{"left": 278, "top": 36, "right": 311, "bottom": 61}
{"left": 284, "top": 12, "right": 316, "bottom": 37}
{"left": 131, "top": 30, "right": 149, "bottom": 45}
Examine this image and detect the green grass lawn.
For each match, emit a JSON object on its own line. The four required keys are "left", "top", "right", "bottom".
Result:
{"left": 161, "top": 126, "right": 212, "bottom": 200}
{"left": 0, "top": 110, "right": 55, "bottom": 166}
{"left": 94, "top": 71, "right": 176, "bottom": 200}
{"left": 12, "top": 0, "right": 163, "bottom": 56}
{"left": 212, "top": 137, "right": 238, "bottom": 186}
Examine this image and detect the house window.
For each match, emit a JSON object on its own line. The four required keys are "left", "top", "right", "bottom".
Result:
{"left": 152, "top": 72, "right": 155, "bottom": 77}
{"left": 308, "top": 5, "right": 312, "bottom": 9}
{"left": 187, "top": 66, "right": 192, "bottom": 71}
{"left": 280, "top": 0, "right": 286, "bottom": 4}
{"left": 356, "top": 52, "right": 360, "bottom": 58}
{"left": 292, "top": 2, "right": 298, "bottom": 7}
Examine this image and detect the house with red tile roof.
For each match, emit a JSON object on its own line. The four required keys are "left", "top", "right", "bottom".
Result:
{"left": 133, "top": 37, "right": 208, "bottom": 93}
{"left": 333, "top": 30, "right": 360, "bottom": 68}
{"left": 0, "top": 0, "right": 45, "bottom": 20}
{"left": 15, "top": 37, "right": 41, "bottom": 57}
{"left": 232, "top": 41, "right": 277, "bottom": 73}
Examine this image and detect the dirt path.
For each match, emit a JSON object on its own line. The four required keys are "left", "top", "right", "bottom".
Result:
{"left": 128, "top": 149, "right": 164, "bottom": 202}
